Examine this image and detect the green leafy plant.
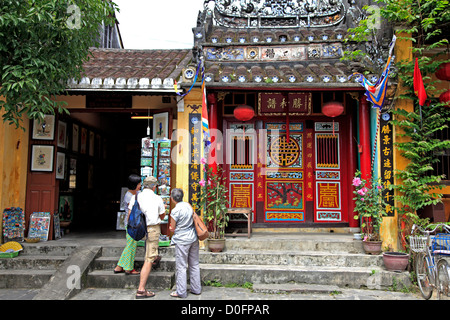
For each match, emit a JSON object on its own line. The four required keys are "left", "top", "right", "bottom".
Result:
{"left": 196, "top": 159, "right": 229, "bottom": 239}
{"left": 353, "top": 170, "right": 388, "bottom": 241}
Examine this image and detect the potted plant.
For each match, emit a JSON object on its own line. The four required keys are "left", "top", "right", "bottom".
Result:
{"left": 352, "top": 170, "right": 388, "bottom": 255}
{"left": 196, "top": 158, "right": 229, "bottom": 252}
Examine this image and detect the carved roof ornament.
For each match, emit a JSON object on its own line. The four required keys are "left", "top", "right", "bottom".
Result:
{"left": 207, "top": 0, "right": 346, "bottom": 28}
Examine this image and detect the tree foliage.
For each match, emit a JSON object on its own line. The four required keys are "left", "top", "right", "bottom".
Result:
{"left": 343, "top": 0, "right": 450, "bottom": 238}
{"left": 0, "top": 0, "right": 117, "bottom": 128}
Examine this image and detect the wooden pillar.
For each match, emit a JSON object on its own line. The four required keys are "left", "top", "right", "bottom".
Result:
{"left": 207, "top": 92, "right": 218, "bottom": 174}
{"left": 359, "top": 94, "right": 372, "bottom": 182}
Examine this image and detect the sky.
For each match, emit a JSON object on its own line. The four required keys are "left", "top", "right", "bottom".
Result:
{"left": 113, "top": 0, "right": 206, "bottom": 49}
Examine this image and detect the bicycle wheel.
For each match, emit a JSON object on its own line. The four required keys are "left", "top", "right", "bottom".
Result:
{"left": 415, "top": 253, "right": 433, "bottom": 300}
{"left": 436, "top": 259, "right": 449, "bottom": 300}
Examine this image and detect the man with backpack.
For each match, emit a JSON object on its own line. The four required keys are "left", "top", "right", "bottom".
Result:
{"left": 128, "top": 176, "right": 166, "bottom": 299}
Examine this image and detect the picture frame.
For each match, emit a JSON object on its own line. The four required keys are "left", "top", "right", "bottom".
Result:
{"left": 59, "top": 195, "right": 74, "bottom": 221}
{"left": 57, "top": 121, "right": 66, "bottom": 148}
{"left": 80, "top": 127, "right": 87, "bottom": 154}
{"left": 55, "top": 152, "right": 65, "bottom": 179}
{"left": 32, "top": 115, "right": 55, "bottom": 140}
{"left": 28, "top": 212, "right": 51, "bottom": 241}
{"left": 116, "top": 211, "right": 126, "bottom": 230}
{"left": 89, "top": 131, "right": 95, "bottom": 156}
{"left": 153, "top": 112, "right": 169, "bottom": 140}
{"left": 31, "top": 145, "right": 54, "bottom": 172}
{"left": 53, "top": 213, "right": 61, "bottom": 240}
{"left": 72, "top": 123, "right": 79, "bottom": 152}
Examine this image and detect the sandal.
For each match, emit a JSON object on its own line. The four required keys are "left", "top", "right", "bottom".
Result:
{"left": 136, "top": 290, "right": 155, "bottom": 299}
{"left": 125, "top": 269, "right": 140, "bottom": 275}
{"left": 113, "top": 267, "right": 124, "bottom": 274}
{"left": 170, "top": 291, "right": 184, "bottom": 298}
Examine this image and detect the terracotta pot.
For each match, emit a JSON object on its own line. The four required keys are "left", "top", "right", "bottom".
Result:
{"left": 362, "top": 240, "right": 382, "bottom": 255}
{"left": 383, "top": 252, "right": 410, "bottom": 272}
{"left": 207, "top": 238, "right": 226, "bottom": 252}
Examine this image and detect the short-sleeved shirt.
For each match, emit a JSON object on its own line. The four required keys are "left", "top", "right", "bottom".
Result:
{"left": 128, "top": 188, "right": 165, "bottom": 226}
{"left": 170, "top": 202, "right": 197, "bottom": 246}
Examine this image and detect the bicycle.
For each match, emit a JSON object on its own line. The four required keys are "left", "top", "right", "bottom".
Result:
{"left": 410, "top": 223, "right": 450, "bottom": 300}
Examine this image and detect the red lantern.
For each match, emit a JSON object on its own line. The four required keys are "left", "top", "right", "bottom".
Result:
{"left": 440, "top": 89, "right": 450, "bottom": 108}
{"left": 322, "top": 101, "right": 344, "bottom": 135}
{"left": 234, "top": 105, "right": 255, "bottom": 122}
{"left": 436, "top": 62, "right": 450, "bottom": 81}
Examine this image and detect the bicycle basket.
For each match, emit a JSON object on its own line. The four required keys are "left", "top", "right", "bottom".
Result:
{"left": 410, "top": 235, "right": 427, "bottom": 253}
{"left": 431, "top": 234, "right": 450, "bottom": 255}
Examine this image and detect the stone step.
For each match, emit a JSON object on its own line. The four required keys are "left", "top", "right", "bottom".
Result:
{"left": 199, "top": 264, "right": 412, "bottom": 290}
{"left": 92, "top": 256, "right": 176, "bottom": 272}
{"left": 0, "top": 269, "right": 55, "bottom": 289}
{"left": 20, "top": 243, "right": 78, "bottom": 256}
{"left": 223, "top": 238, "right": 364, "bottom": 253}
{"left": 86, "top": 270, "right": 174, "bottom": 289}
{"left": 0, "top": 255, "right": 67, "bottom": 270}
{"left": 199, "top": 250, "right": 382, "bottom": 267}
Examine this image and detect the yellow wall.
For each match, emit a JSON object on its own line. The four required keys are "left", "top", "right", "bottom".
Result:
{"left": 0, "top": 105, "right": 30, "bottom": 241}
{"left": 175, "top": 88, "right": 203, "bottom": 199}
{"left": 380, "top": 31, "right": 414, "bottom": 251}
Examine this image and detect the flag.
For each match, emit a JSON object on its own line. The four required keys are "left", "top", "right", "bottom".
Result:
{"left": 201, "top": 79, "right": 210, "bottom": 148}
{"left": 349, "top": 35, "right": 396, "bottom": 110}
{"left": 414, "top": 58, "right": 427, "bottom": 106}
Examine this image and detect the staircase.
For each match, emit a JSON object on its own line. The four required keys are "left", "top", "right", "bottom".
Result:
{"left": 199, "top": 234, "right": 412, "bottom": 290}
{"left": 0, "top": 232, "right": 412, "bottom": 296}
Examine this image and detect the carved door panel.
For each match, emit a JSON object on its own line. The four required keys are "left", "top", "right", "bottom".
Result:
{"left": 314, "top": 122, "right": 344, "bottom": 222}
{"left": 262, "top": 123, "right": 310, "bottom": 223}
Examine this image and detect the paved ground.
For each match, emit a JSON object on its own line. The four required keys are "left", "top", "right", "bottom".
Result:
{"left": 0, "top": 285, "right": 424, "bottom": 301}
{"left": 0, "top": 230, "right": 445, "bottom": 303}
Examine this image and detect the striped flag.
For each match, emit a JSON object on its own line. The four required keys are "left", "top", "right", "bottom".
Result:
{"left": 350, "top": 35, "right": 396, "bottom": 109}
{"left": 201, "top": 78, "right": 210, "bottom": 148}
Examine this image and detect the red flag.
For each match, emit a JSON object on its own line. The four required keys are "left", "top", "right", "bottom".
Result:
{"left": 414, "top": 58, "right": 427, "bottom": 106}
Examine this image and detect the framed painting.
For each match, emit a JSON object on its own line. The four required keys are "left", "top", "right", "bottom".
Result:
{"left": 59, "top": 195, "right": 73, "bottom": 221}
{"left": 57, "top": 121, "right": 67, "bottom": 148}
{"left": 28, "top": 212, "right": 51, "bottom": 241}
{"left": 55, "top": 152, "right": 65, "bottom": 179}
{"left": 72, "top": 123, "right": 79, "bottom": 152}
{"left": 32, "top": 115, "right": 55, "bottom": 140}
{"left": 31, "top": 145, "right": 54, "bottom": 172}
{"left": 80, "top": 127, "right": 87, "bottom": 154}
{"left": 153, "top": 112, "right": 168, "bottom": 140}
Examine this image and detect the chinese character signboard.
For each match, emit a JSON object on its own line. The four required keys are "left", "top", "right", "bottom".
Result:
{"left": 380, "top": 116, "right": 394, "bottom": 217}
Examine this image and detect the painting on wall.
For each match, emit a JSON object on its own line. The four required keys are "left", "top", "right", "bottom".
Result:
{"left": 72, "top": 123, "right": 79, "bottom": 152}
{"left": 32, "top": 115, "right": 55, "bottom": 140}
{"left": 153, "top": 112, "right": 168, "bottom": 140}
{"left": 80, "top": 127, "right": 87, "bottom": 154}
{"left": 58, "top": 195, "right": 73, "bottom": 221}
{"left": 31, "top": 145, "right": 54, "bottom": 172}
{"left": 57, "top": 121, "right": 66, "bottom": 148}
{"left": 55, "top": 152, "right": 65, "bottom": 179}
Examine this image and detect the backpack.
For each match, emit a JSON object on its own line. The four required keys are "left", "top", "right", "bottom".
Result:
{"left": 127, "top": 194, "right": 147, "bottom": 241}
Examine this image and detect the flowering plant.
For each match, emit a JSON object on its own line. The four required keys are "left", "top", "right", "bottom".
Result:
{"left": 195, "top": 158, "right": 229, "bottom": 239}
{"left": 352, "top": 170, "right": 388, "bottom": 241}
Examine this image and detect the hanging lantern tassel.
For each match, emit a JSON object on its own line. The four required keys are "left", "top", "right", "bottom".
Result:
{"left": 322, "top": 102, "right": 344, "bottom": 136}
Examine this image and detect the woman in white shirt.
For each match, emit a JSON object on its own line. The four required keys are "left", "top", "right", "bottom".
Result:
{"left": 169, "top": 188, "right": 201, "bottom": 298}
{"left": 114, "top": 174, "right": 141, "bottom": 275}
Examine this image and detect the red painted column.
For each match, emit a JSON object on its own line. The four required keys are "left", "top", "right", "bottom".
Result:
{"left": 207, "top": 93, "right": 218, "bottom": 174}
{"left": 348, "top": 111, "right": 358, "bottom": 228}
{"left": 359, "top": 93, "right": 372, "bottom": 183}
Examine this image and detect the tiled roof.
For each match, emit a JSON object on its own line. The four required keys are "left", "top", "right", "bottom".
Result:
{"left": 67, "top": 48, "right": 192, "bottom": 92}
{"left": 190, "top": 26, "right": 371, "bottom": 88}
